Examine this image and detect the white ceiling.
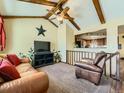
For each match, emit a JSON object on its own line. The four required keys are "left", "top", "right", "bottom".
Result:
{"left": 0, "top": 0, "right": 124, "bottom": 30}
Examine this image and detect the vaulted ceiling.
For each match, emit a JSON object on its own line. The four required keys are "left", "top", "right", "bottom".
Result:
{"left": 0, "top": 0, "right": 124, "bottom": 30}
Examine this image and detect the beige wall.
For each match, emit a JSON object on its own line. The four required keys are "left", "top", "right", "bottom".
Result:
{"left": 57, "top": 23, "right": 74, "bottom": 62}
{"left": 57, "top": 23, "right": 66, "bottom": 62}
{"left": 1, "top": 18, "right": 58, "bottom": 54}
{"left": 66, "top": 24, "right": 74, "bottom": 50}
{"left": 119, "top": 34, "right": 124, "bottom": 57}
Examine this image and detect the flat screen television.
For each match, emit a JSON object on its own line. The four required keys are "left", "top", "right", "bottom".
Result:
{"left": 34, "top": 41, "right": 50, "bottom": 52}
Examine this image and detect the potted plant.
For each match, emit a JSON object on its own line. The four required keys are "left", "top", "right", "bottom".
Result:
{"left": 18, "top": 48, "right": 34, "bottom": 64}
{"left": 27, "top": 47, "right": 34, "bottom": 62}
{"left": 54, "top": 51, "right": 61, "bottom": 63}
{"left": 18, "top": 52, "right": 31, "bottom": 63}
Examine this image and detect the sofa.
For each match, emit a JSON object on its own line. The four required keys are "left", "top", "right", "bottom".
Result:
{"left": 0, "top": 55, "right": 49, "bottom": 93}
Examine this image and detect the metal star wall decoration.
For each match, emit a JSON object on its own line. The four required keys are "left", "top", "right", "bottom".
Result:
{"left": 36, "top": 25, "right": 46, "bottom": 36}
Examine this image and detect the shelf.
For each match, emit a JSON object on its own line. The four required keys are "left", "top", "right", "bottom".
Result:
{"left": 33, "top": 52, "right": 54, "bottom": 68}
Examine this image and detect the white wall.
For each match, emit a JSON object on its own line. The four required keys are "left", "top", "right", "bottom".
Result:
{"left": 1, "top": 18, "right": 58, "bottom": 54}
{"left": 57, "top": 23, "right": 74, "bottom": 62}
{"left": 57, "top": 23, "right": 66, "bottom": 62}
{"left": 66, "top": 24, "right": 74, "bottom": 50}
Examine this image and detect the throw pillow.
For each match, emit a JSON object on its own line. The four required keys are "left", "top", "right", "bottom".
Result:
{"left": 0, "top": 59, "right": 20, "bottom": 81}
{"left": 7, "top": 54, "right": 20, "bottom": 66}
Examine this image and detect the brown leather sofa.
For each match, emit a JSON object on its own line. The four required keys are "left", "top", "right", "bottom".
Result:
{"left": 0, "top": 62, "right": 49, "bottom": 93}
{"left": 75, "top": 52, "right": 107, "bottom": 85}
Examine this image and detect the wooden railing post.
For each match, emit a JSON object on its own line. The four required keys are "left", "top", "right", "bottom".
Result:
{"left": 116, "top": 53, "right": 120, "bottom": 81}
{"left": 66, "top": 50, "right": 68, "bottom": 64}
{"left": 110, "top": 53, "right": 112, "bottom": 77}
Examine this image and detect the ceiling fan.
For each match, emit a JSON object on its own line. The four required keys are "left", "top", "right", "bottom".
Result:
{"left": 48, "top": 7, "right": 74, "bottom": 24}
{"left": 43, "top": 0, "right": 80, "bottom": 30}
{"left": 18, "top": 0, "right": 81, "bottom": 31}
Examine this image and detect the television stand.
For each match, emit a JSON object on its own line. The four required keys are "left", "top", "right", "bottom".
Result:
{"left": 33, "top": 52, "right": 54, "bottom": 68}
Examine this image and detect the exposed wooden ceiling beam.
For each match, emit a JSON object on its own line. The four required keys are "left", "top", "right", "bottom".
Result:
{"left": 3, "top": 15, "right": 58, "bottom": 28}
{"left": 59, "top": 7, "right": 80, "bottom": 31}
{"left": 92, "top": 0, "right": 105, "bottom": 24}
{"left": 18, "top": 0, "right": 57, "bottom": 7}
{"left": 3, "top": 15, "right": 46, "bottom": 19}
{"left": 69, "top": 19, "right": 80, "bottom": 31}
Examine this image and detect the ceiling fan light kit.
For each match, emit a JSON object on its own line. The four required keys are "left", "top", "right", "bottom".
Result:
{"left": 56, "top": 15, "right": 63, "bottom": 21}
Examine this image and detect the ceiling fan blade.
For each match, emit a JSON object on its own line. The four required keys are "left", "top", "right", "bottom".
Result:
{"left": 60, "top": 7, "right": 70, "bottom": 17}
{"left": 92, "top": 0, "right": 105, "bottom": 24}
{"left": 50, "top": 17, "right": 56, "bottom": 20}
{"left": 48, "top": 20, "right": 58, "bottom": 28}
{"left": 18, "top": 0, "right": 57, "bottom": 7}
{"left": 46, "top": 18, "right": 58, "bottom": 28}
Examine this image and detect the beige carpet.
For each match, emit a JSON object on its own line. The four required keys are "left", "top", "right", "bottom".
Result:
{"left": 37, "top": 63, "right": 112, "bottom": 93}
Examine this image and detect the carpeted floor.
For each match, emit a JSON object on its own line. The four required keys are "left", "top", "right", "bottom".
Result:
{"left": 37, "top": 63, "right": 112, "bottom": 93}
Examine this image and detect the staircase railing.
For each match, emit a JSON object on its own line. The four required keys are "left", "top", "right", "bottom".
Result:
{"left": 66, "top": 50, "right": 120, "bottom": 80}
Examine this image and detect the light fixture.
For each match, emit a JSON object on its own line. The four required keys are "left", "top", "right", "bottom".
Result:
{"left": 56, "top": 14, "right": 63, "bottom": 21}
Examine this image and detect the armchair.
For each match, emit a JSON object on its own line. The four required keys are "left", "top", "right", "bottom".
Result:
{"left": 75, "top": 52, "right": 107, "bottom": 85}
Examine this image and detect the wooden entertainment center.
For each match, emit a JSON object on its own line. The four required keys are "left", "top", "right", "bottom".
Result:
{"left": 33, "top": 52, "right": 54, "bottom": 68}
{"left": 33, "top": 41, "right": 54, "bottom": 68}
